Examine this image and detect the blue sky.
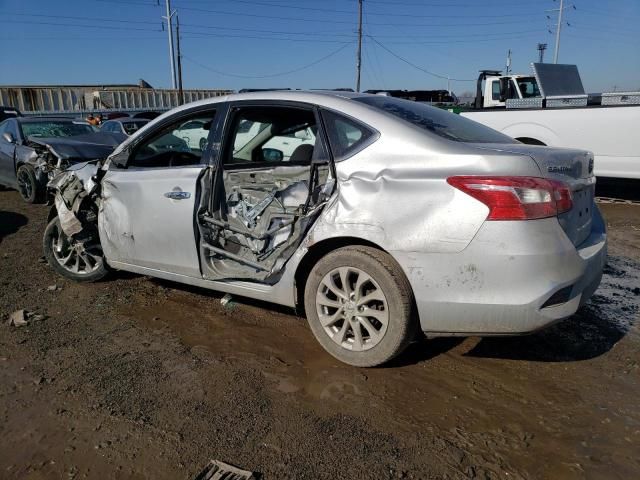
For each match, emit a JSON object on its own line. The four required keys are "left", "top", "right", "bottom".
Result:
{"left": 0, "top": 0, "right": 638, "bottom": 94}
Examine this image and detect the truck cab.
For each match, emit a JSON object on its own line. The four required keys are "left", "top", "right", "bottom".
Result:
{"left": 475, "top": 71, "right": 542, "bottom": 109}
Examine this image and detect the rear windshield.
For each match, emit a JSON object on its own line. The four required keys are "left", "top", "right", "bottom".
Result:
{"left": 122, "top": 121, "right": 148, "bottom": 135}
{"left": 354, "top": 96, "right": 515, "bottom": 144}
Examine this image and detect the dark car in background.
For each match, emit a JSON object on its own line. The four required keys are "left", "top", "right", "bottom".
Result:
{"left": 101, "top": 118, "right": 150, "bottom": 136}
{"left": 0, "top": 106, "right": 21, "bottom": 122}
{"left": 0, "top": 116, "right": 126, "bottom": 203}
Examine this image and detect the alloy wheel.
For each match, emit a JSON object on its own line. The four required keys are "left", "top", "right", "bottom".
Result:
{"left": 316, "top": 266, "right": 389, "bottom": 352}
{"left": 51, "top": 223, "right": 104, "bottom": 275}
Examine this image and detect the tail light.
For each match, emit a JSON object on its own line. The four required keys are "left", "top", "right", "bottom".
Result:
{"left": 447, "top": 176, "right": 573, "bottom": 221}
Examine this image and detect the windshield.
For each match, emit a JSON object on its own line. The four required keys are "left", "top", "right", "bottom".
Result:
{"left": 21, "top": 121, "right": 95, "bottom": 138}
{"left": 516, "top": 77, "right": 541, "bottom": 98}
{"left": 355, "top": 96, "right": 515, "bottom": 144}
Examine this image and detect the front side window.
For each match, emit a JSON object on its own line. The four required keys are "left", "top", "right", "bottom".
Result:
{"left": 127, "top": 110, "right": 215, "bottom": 168}
{"left": 226, "top": 106, "right": 323, "bottom": 165}
{"left": 355, "top": 95, "right": 515, "bottom": 144}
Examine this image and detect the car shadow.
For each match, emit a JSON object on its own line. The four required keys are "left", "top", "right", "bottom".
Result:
{"left": 148, "top": 277, "right": 298, "bottom": 317}
{"left": 596, "top": 178, "right": 640, "bottom": 201}
{"left": 383, "top": 336, "right": 466, "bottom": 368}
{"left": 0, "top": 211, "right": 28, "bottom": 245}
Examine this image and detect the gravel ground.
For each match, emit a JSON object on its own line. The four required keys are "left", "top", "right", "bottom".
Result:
{"left": 1, "top": 188, "right": 639, "bottom": 480}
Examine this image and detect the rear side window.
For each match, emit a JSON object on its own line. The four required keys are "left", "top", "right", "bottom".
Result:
{"left": 321, "top": 110, "right": 375, "bottom": 160}
{"left": 354, "top": 96, "right": 515, "bottom": 144}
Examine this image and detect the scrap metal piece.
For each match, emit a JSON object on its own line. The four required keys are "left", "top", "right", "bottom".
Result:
{"left": 194, "top": 460, "right": 258, "bottom": 480}
{"left": 8, "top": 310, "right": 28, "bottom": 327}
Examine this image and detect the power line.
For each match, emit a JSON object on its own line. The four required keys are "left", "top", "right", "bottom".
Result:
{"left": 177, "top": 0, "right": 543, "bottom": 19}
{"left": 182, "top": 42, "right": 353, "bottom": 79}
{"left": 359, "top": 0, "right": 550, "bottom": 7}
{"left": 366, "top": 35, "right": 474, "bottom": 82}
{"left": 167, "top": 5, "right": 538, "bottom": 27}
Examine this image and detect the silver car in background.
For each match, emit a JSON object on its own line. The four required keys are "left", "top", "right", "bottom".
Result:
{"left": 43, "top": 91, "right": 607, "bottom": 367}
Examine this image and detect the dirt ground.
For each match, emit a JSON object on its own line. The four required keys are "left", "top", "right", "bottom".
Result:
{"left": 1, "top": 187, "right": 639, "bottom": 480}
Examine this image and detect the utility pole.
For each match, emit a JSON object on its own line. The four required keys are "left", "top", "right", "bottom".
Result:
{"left": 505, "top": 49, "right": 512, "bottom": 75}
{"left": 355, "top": 0, "right": 363, "bottom": 92}
{"left": 162, "top": 0, "right": 177, "bottom": 89}
{"left": 176, "top": 15, "right": 184, "bottom": 104}
{"left": 537, "top": 43, "right": 548, "bottom": 63}
{"left": 553, "top": 0, "right": 563, "bottom": 63}
{"left": 547, "top": 1, "right": 575, "bottom": 63}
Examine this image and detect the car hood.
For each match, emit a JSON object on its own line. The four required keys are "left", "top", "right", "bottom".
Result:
{"left": 27, "top": 132, "right": 127, "bottom": 160}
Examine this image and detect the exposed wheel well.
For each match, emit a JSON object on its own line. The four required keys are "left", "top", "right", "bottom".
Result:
{"left": 516, "top": 137, "right": 546, "bottom": 146}
{"left": 47, "top": 206, "right": 58, "bottom": 223}
{"left": 294, "top": 236, "right": 388, "bottom": 310}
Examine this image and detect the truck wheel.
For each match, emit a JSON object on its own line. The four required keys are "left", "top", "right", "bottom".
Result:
{"left": 304, "top": 246, "right": 416, "bottom": 367}
{"left": 16, "top": 164, "right": 41, "bottom": 203}
{"left": 43, "top": 217, "right": 108, "bottom": 282}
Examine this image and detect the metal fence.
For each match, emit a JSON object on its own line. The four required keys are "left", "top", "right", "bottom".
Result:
{"left": 0, "top": 86, "right": 232, "bottom": 115}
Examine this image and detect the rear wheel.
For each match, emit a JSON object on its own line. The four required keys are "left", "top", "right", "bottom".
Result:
{"left": 304, "top": 246, "right": 415, "bottom": 367}
{"left": 16, "top": 164, "right": 41, "bottom": 203}
{"left": 43, "top": 217, "right": 108, "bottom": 282}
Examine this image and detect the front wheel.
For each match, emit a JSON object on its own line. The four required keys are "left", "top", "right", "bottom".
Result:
{"left": 43, "top": 217, "right": 108, "bottom": 282}
{"left": 304, "top": 246, "right": 416, "bottom": 367}
{"left": 16, "top": 164, "right": 42, "bottom": 203}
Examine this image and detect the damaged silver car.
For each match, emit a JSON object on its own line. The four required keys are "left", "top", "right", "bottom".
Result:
{"left": 0, "top": 116, "right": 125, "bottom": 203}
{"left": 42, "top": 91, "right": 607, "bottom": 367}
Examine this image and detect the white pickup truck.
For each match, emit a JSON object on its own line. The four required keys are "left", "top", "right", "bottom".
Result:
{"left": 461, "top": 63, "right": 640, "bottom": 179}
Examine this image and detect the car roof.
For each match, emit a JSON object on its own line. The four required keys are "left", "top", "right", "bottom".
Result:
{"left": 18, "top": 116, "right": 84, "bottom": 123}
{"left": 172, "top": 90, "right": 367, "bottom": 111}
{"left": 116, "top": 118, "right": 149, "bottom": 123}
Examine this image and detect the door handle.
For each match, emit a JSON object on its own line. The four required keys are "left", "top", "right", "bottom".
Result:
{"left": 164, "top": 191, "right": 191, "bottom": 200}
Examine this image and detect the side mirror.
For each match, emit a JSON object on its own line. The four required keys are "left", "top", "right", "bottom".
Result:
{"left": 261, "top": 148, "right": 283, "bottom": 162}
{"left": 109, "top": 148, "right": 129, "bottom": 169}
{"left": 499, "top": 77, "right": 510, "bottom": 102}
{"left": 2, "top": 132, "right": 15, "bottom": 144}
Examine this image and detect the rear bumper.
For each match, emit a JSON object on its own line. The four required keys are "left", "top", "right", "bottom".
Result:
{"left": 392, "top": 207, "right": 607, "bottom": 335}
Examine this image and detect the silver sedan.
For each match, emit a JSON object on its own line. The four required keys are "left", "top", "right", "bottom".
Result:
{"left": 43, "top": 91, "right": 607, "bottom": 367}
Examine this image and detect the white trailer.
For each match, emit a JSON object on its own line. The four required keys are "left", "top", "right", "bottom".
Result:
{"left": 461, "top": 64, "right": 640, "bottom": 179}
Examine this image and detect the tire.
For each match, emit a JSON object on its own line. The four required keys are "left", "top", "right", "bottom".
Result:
{"left": 43, "top": 217, "right": 108, "bottom": 282}
{"left": 199, "top": 137, "right": 207, "bottom": 151}
{"left": 304, "top": 246, "right": 416, "bottom": 367}
{"left": 16, "top": 164, "right": 41, "bottom": 203}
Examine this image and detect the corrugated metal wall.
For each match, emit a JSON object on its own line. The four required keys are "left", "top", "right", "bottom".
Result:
{"left": 0, "top": 86, "right": 231, "bottom": 115}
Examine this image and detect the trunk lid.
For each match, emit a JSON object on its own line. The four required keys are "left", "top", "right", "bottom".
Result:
{"left": 470, "top": 143, "right": 595, "bottom": 247}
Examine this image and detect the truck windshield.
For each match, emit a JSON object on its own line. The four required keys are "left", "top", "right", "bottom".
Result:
{"left": 355, "top": 96, "right": 515, "bottom": 144}
{"left": 516, "top": 77, "right": 541, "bottom": 98}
